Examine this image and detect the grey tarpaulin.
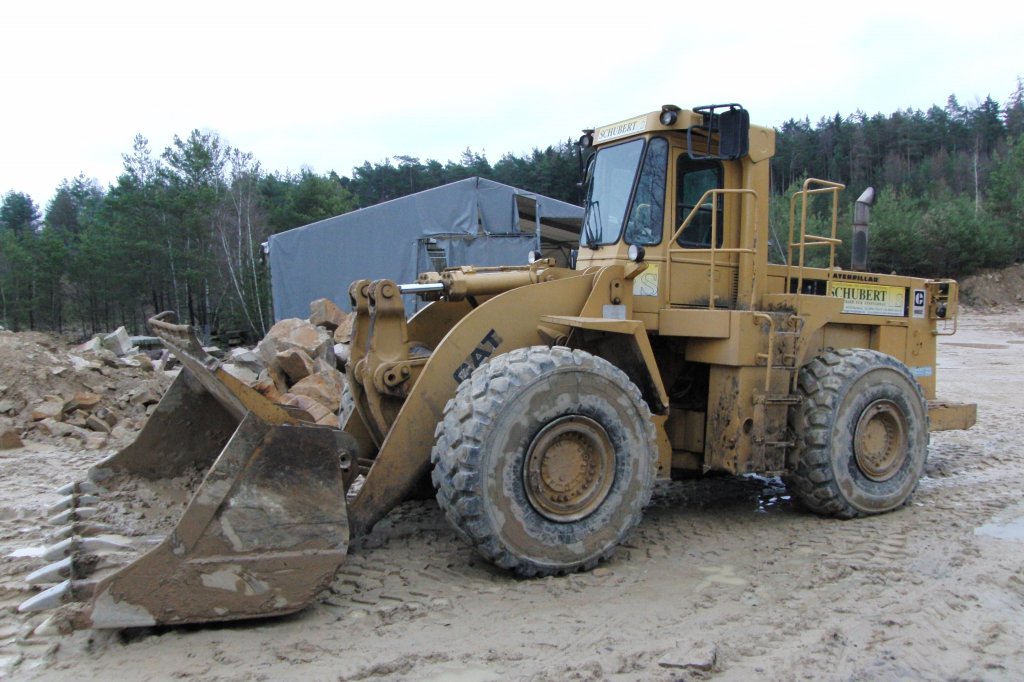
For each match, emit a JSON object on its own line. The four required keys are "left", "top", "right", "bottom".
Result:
{"left": 268, "top": 177, "right": 582, "bottom": 319}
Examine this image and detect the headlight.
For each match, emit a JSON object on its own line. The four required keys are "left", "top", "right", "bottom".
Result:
{"left": 660, "top": 104, "right": 681, "bottom": 126}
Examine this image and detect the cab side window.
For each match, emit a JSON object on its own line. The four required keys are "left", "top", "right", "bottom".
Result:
{"left": 676, "top": 158, "right": 723, "bottom": 248}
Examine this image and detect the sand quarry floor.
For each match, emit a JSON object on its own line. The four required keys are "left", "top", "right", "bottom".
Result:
{"left": 1, "top": 311, "right": 1022, "bottom": 681}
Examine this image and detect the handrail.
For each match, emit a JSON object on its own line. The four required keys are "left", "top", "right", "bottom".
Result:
{"left": 785, "top": 178, "right": 845, "bottom": 311}
{"left": 667, "top": 188, "right": 759, "bottom": 310}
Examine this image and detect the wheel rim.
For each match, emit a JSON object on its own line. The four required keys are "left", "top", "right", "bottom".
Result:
{"left": 523, "top": 415, "right": 615, "bottom": 522}
{"left": 853, "top": 399, "right": 908, "bottom": 482}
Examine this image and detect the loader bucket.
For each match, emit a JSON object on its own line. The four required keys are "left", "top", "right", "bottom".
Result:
{"left": 19, "top": 314, "right": 355, "bottom": 628}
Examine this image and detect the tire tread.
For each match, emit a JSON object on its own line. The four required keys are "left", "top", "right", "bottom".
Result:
{"left": 431, "top": 346, "right": 657, "bottom": 576}
{"left": 784, "top": 348, "right": 928, "bottom": 519}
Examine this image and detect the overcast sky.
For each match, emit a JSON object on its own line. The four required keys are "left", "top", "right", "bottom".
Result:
{"left": 2, "top": 0, "right": 1021, "bottom": 209}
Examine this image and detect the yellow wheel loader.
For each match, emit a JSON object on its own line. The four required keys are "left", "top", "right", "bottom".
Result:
{"left": 20, "top": 104, "right": 977, "bottom": 628}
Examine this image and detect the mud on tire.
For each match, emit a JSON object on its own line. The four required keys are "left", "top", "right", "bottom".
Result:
{"left": 430, "top": 346, "right": 658, "bottom": 576}
{"left": 785, "top": 348, "right": 929, "bottom": 518}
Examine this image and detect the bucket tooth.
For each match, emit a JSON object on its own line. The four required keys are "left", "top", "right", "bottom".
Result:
{"left": 46, "top": 523, "right": 115, "bottom": 544}
{"left": 19, "top": 579, "right": 72, "bottom": 612}
{"left": 86, "top": 536, "right": 133, "bottom": 552}
{"left": 18, "top": 579, "right": 95, "bottom": 613}
{"left": 26, "top": 557, "right": 73, "bottom": 585}
{"left": 26, "top": 555, "right": 105, "bottom": 585}
{"left": 42, "top": 536, "right": 134, "bottom": 561}
{"left": 80, "top": 537, "right": 132, "bottom": 553}
{"left": 48, "top": 507, "right": 98, "bottom": 526}
{"left": 41, "top": 537, "right": 77, "bottom": 561}
{"left": 56, "top": 481, "right": 101, "bottom": 496}
{"left": 47, "top": 494, "right": 100, "bottom": 516}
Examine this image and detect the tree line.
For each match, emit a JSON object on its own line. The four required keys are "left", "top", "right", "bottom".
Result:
{"left": 771, "top": 81, "right": 1024, "bottom": 275}
{"left": 2, "top": 81, "right": 1022, "bottom": 337}
{"left": 0, "top": 134, "right": 583, "bottom": 338}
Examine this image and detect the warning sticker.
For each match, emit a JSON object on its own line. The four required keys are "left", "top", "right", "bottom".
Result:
{"left": 633, "top": 262, "right": 659, "bottom": 297}
{"left": 829, "top": 281, "right": 906, "bottom": 316}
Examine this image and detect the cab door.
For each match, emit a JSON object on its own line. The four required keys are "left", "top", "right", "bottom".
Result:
{"left": 667, "top": 149, "right": 742, "bottom": 308}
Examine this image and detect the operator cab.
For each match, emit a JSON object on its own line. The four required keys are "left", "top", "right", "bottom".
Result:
{"left": 580, "top": 104, "right": 748, "bottom": 250}
{"left": 575, "top": 104, "right": 772, "bottom": 315}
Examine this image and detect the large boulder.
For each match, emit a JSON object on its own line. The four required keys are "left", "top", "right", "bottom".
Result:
{"left": 0, "top": 418, "right": 22, "bottom": 450}
{"left": 280, "top": 393, "right": 333, "bottom": 425}
{"left": 75, "top": 336, "right": 102, "bottom": 353}
{"left": 309, "top": 298, "right": 347, "bottom": 332}
{"left": 275, "top": 348, "right": 315, "bottom": 383}
{"left": 31, "top": 396, "right": 67, "bottom": 422}
{"left": 223, "top": 363, "right": 259, "bottom": 385}
{"left": 68, "top": 392, "right": 102, "bottom": 412}
{"left": 228, "top": 348, "right": 265, "bottom": 375}
{"left": 101, "top": 326, "right": 135, "bottom": 357}
{"left": 290, "top": 370, "right": 345, "bottom": 414}
{"left": 333, "top": 314, "right": 355, "bottom": 344}
{"left": 257, "top": 318, "right": 333, "bottom": 367}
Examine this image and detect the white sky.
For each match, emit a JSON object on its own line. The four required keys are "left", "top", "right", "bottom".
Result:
{"left": 2, "top": 0, "right": 1021, "bottom": 209}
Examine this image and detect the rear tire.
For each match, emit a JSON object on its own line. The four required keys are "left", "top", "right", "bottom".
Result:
{"left": 785, "top": 348, "right": 928, "bottom": 518}
{"left": 431, "top": 346, "right": 657, "bottom": 576}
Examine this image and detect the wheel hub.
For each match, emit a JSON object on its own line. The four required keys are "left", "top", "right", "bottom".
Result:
{"left": 853, "top": 399, "right": 908, "bottom": 482}
{"left": 523, "top": 415, "right": 614, "bottom": 522}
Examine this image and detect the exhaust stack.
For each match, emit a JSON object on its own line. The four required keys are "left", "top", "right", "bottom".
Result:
{"left": 851, "top": 187, "right": 875, "bottom": 271}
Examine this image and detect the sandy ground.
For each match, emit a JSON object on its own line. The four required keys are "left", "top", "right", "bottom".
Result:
{"left": 1, "top": 311, "right": 1022, "bottom": 681}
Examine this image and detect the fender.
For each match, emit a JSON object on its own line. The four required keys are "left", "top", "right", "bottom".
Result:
{"left": 347, "top": 269, "right": 604, "bottom": 537}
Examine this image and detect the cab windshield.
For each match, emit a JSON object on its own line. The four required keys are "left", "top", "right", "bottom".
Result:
{"left": 581, "top": 139, "right": 644, "bottom": 247}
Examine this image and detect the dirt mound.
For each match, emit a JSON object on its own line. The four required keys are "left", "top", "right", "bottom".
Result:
{"left": 0, "top": 330, "right": 171, "bottom": 451}
{"left": 0, "top": 299, "right": 352, "bottom": 452}
{"left": 959, "top": 262, "right": 1024, "bottom": 310}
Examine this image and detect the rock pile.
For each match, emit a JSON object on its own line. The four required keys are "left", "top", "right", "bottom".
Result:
{"left": 220, "top": 298, "right": 353, "bottom": 428}
{"left": 0, "top": 298, "right": 355, "bottom": 451}
{"left": 0, "top": 329, "right": 171, "bottom": 451}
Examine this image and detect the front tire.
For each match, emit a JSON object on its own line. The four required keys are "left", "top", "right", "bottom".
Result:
{"left": 431, "top": 346, "right": 657, "bottom": 576}
{"left": 785, "top": 348, "right": 929, "bottom": 518}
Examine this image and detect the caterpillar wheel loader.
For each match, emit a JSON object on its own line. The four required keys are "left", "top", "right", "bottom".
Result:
{"left": 20, "top": 103, "right": 977, "bottom": 628}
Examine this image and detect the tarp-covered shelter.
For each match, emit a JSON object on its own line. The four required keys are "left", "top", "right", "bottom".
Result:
{"left": 268, "top": 177, "right": 582, "bottom": 319}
